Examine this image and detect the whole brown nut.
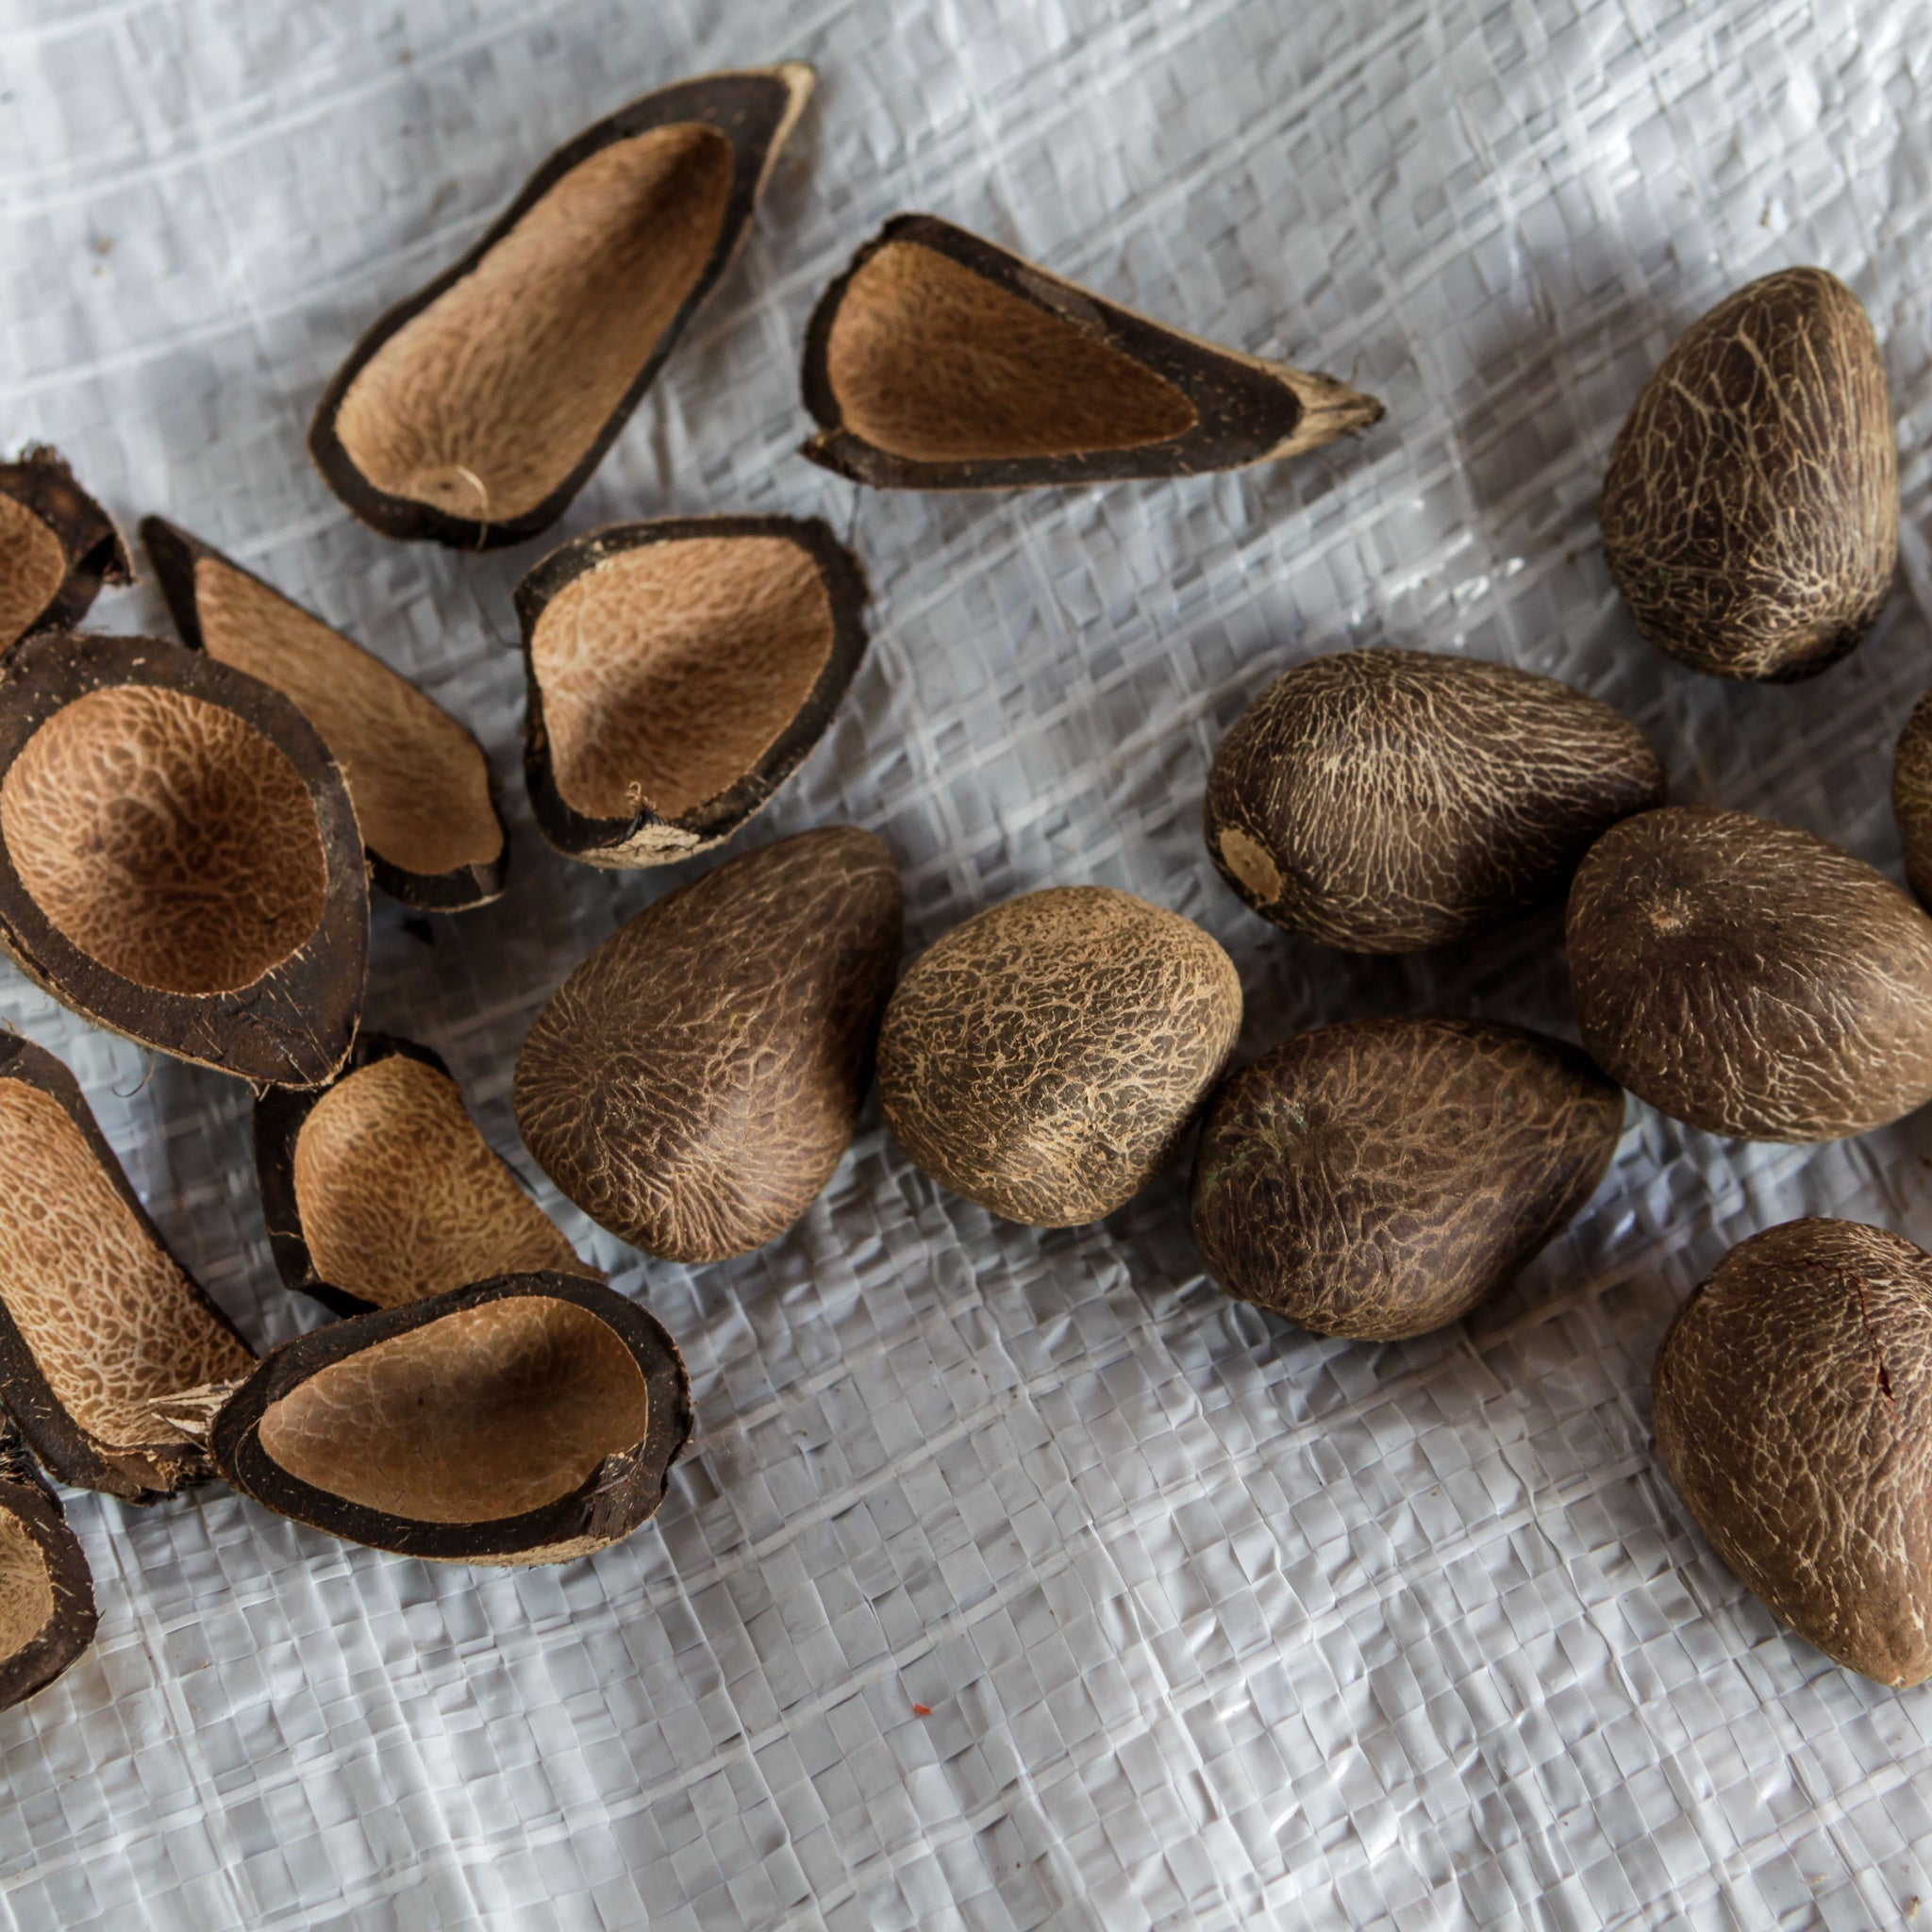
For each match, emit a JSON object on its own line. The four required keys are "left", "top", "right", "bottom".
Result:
{"left": 1654, "top": 1216, "right": 1932, "bottom": 1687}
{"left": 1191, "top": 1016, "right": 1623, "bottom": 1341}
{"left": 1204, "top": 648, "right": 1663, "bottom": 953}
{"left": 1600, "top": 267, "right": 1897, "bottom": 682}
{"left": 877, "top": 885, "right": 1241, "bottom": 1226}
{"left": 1566, "top": 806, "right": 1932, "bottom": 1141}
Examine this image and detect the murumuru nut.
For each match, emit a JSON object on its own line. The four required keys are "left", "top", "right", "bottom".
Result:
{"left": 1655, "top": 1216, "right": 1932, "bottom": 1686}
{"left": 1191, "top": 1016, "right": 1623, "bottom": 1340}
{"left": 1205, "top": 647, "right": 1663, "bottom": 953}
{"left": 878, "top": 885, "right": 1241, "bottom": 1226}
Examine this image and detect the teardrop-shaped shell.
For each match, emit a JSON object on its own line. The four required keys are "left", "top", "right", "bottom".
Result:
{"left": 515, "top": 827, "right": 903, "bottom": 1261}
{"left": 1567, "top": 807, "right": 1932, "bottom": 1141}
{"left": 1206, "top": 648, "right": 1664, "bottom": 952}
{"left": 1654, "top": 1217, "right": 1932, "bottom": 1686}
{"left": 1191, "top": 1016, "right": 1623, "bottom": 1340}
{"left": 877, "top": 886, "right": 1241, "bottom": 1226}
{"left": 1600, "top": 267, "right": 1897, "bottom": 682}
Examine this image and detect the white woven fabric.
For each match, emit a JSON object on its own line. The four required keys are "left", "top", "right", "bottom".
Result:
{"left": 1, "top": 0, "right": 1929, "bottom": 1924}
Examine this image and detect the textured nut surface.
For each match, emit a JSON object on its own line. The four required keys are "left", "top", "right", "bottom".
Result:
{"left": 1893, "top": 687, "right": 1932, "bottom": 911}
{"left": 1567, "top": 806, "right": 1932, "bottom": 1141}
{"left": 1205, "top": 648, "right": 1664, "bottom": 953}
{"left": 1654, "top": 1217, "right": 1932, "bottom": 1686}
{"left": 877, "top": 886, "right": 1242, "bottom": 1226}
{"left": 1191, "top": 1016, "right": 1623, "bottom": 1341}
{"left": 294, "top": 1052, "right": 591, "bottom": 1308}
{"left": 0, "top": 683, "right": 328, "bottom": 995}
{"left": 515, "top": 827, "right": 903, "bottom": 1261}
{"left": 1600, "top": 267, "right": 1897, "bottom": 682}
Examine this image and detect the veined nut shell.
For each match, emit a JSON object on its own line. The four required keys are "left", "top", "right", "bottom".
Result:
{"left": 877, "top": 885, "right": 1241, "bottom": 1226}
{"left": 516, "top": 827, "right": 903, "bottom": 1262}
{"left": 1600, "top": 267, "right": 1898, "bottom": 682}
{"left": 1567, "top": 806, "right": 1932, "bottom": 1141}
{"left": 1191, "top": 1016, "right": 1623, "bottom": 1341}
{"left": 1654, "top": 1217, "right": 1932, "bottom": 1686}
{"left": 1206, "top": 647, "right": 1664, "bottom": 952}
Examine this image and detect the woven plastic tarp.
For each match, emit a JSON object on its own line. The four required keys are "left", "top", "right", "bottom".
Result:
{"left": 1, "top": 0, "right": 1930, "bottom": 1924}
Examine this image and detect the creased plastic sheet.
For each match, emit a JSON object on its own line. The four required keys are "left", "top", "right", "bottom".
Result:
{"left": 0, "top": 0, "right": 1929, "bottom": 1925}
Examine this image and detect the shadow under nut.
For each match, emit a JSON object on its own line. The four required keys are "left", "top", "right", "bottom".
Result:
{"left": 1567, "top": 806, "right": 1932, "bottom": 1141}
{"left": 1654, "top": 1217, "right": 1932, "bottom": 1686}
{"left": 1190, "top": 1016, "right": 1624, "bottom": 1341}
{"left": 877, "top": 886, "right": 1242, "bottom": 1226}
{"left": 1205, "top": 648, "right": 1664, "bottom": 953}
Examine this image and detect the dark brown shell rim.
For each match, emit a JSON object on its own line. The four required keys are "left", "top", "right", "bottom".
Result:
{"left": 799, "top": 212, "right": 1382, "bottom": 490}
{"left": 140, "top": 516, "right": 508, "bottom": 911}
{"left": 0, "top": 632, "right": 369, "bottom": 1088}
{"left": 308, "top": 67, "right": 811, "bottom": 551}
{"left": 513, "top": 513, "right": 870, "bottom": 862}
{"left": 210, "top": 1272, "right": 691, "bottom": 1561}
{"left": 0, "top": 1032, "right": 252, "bottom": 1498}
{"left": 0, "top": 1429, "right": 97, "bottom": 1709}
{"left": 0, "top": 446, "right": 132, "bottom": 646}
{"left": 253, "top": 1030, "right": 458, "bottom": 1319}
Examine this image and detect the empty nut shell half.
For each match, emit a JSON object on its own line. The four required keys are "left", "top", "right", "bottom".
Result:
{"left": 0, "top": 1032, "right": 254, "bottom": 1499}
{"left": 800, "top": 213, "right": 1382, "bottom": 489}
{"left": 877, "top": 886, "right": 1242, "bottom": 1226}
{"left": 516, "top": 827, "right": 903, "bottom": 1262}
{"left": 1205, "top": 648, "right": 1666, "bottom": 953}
{"left": 309, "top": 65, "right": 814, "bottom": 549}
{"left": 1190, "top": 1017, "right": 1623, "bottom": 1341}
{"left": 1654, "top": 1217, "right": 1932, "bottom": 1686}
{"left": 0, "top": 1429, "right": 96, "bottom": 1710}
{"left": 1600, "top": 267, "right": 1897, "bottom": 682}
{"left": 516, "top": 516, "right": 869, "bottom": 869}
{"left": 0, "top": 631, "right": 369, "bottom": 1086}
{"left": 256, "top": 1032, "right": 598, "bottom": 1318}
{"left": 142, "top": 517, "right": 506, "bottom": 910}
{"left": 1568, "top": 806, "right": 1932, "bottom": 1141}
{"left": 211, "top": 1272, "right": 691, "bottom": 1566}
{"left": 0, "top": 446, "right": 130, "bottom": 652}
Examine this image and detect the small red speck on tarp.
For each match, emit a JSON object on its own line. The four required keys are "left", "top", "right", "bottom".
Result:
{"left": 912, "top": 1705, "right": 932, "bottom": 1717}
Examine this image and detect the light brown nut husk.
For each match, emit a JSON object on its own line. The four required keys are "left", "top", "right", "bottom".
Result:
{"left": 800, "top": 214, "right": 1380, "bottom": 490}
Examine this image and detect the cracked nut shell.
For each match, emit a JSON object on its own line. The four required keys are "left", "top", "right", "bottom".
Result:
{"left": 1654, "top": 1216, "right": 1932, "bottom": 1686}
{"left": 256, "top": 1031, "right": 597, "bottom": 1318}
{"left": 877, "top": 885, "right": 1241, "bottom": 1226}
{"left": 516, "top": 827, "right": 903, "bottom": 1262}
{"left": 0, "top": 1032, "right": 253, "bottom": 1499}
{"left": 1190, "top": 1016, "right": 1623, "bottom": 1341}
{"left": 801, "top": 213, "right": 1381, "bottom": 490}
{"left": 309, "top": 66, "right": 813, "bottom": 549}
{"left": 516, "top": 515, "right": 869, "bottom": 870}
{"left": 0, "top": 1428, "right": 97, "bottom": 1710}
{"left": 0, "top": 630, "right": 368, "bottom": 1086}
{"left": 0, "top": 446, "right": 130, "bottom": 652}
{"left": 142, "top": 516, "right": 506, "bottom": 910}
{"left": 1600, "top": 267, "right": 1898, "bottom": 682}
{"left": 1567, "top": 806, "right": 1932, "bottom": 1141}
{"left": 1206, "top": 647, "right": 1664, "bottom": 953}
{"left": 211, "top": 1272, "right": 691, "bottom": 1566}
